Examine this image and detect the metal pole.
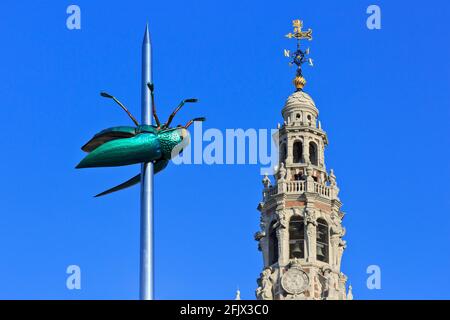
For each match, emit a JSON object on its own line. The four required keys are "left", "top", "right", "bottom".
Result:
{"left": 140, "top": 24, "right": 154, "bottom": 300}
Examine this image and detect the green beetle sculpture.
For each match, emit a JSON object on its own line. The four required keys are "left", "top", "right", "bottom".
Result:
{"left": 76, "top": 83, "right": 205, "bottom": 197}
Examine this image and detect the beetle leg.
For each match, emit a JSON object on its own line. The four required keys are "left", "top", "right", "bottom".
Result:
{"left": 164, "top": 98, "right": 198, "bottom": 128}
{"left": 184, "top": 117, "right": 206, "bottom": 129}
{"left": 100, "top": 92, "right": 140, "bottom": 126}
{"left": 147, "top": 83, "right": 161, "bottom": 128}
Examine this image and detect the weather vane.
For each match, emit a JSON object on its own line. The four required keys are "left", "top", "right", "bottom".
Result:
{"left": 284, "top": 19, "right": 313, "bottom": 91}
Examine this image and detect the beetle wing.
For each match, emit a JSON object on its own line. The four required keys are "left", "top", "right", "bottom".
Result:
{"left": 76, "top": 133, "right": 162, "bottom": 168}
{"left": 81, "top": 126, "right": 138, "bottom": 153}
{"left": 94, "top": 173, "right": 140, "bottom": 197}
{"left": 94, "top": 159, "right": 169, "bottom": 197}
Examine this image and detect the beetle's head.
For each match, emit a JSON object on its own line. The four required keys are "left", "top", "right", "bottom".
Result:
{"left": 158, "top": 127, "right": 190, "bottom": 160}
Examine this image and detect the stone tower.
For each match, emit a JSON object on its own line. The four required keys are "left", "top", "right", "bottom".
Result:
{"left": 254, "top": 20, "right": 352, "bottom": 300}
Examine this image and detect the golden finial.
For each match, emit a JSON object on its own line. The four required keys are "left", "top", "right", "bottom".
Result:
{"left": 284, "top": 19, "right": 313, "bottom": 91}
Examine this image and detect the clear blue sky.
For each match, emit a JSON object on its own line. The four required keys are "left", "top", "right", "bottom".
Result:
{"left": 0, "top": 0, "right": 449, "bottom": 300}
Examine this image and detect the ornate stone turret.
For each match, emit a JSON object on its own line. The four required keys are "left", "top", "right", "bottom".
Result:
{"left": 255, "top": 20, "right": 351, "bottom": 300}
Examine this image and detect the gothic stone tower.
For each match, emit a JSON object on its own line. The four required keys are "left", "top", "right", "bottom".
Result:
{"left": 255, "top": 20, "right": 352, "bottom": 300}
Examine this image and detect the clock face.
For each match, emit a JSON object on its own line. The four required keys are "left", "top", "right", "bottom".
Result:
{"left": 281, "top": 268, "right": 309, "bottom": 295}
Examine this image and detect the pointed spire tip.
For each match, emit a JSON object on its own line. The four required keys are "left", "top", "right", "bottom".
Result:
{"left": 143, "top": 23, "right": 150, "bottom": 44}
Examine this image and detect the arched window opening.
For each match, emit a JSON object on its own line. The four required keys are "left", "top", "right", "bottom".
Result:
{"left": 316, "top": 218, "right": 329, "bottom": 263}
{"left": 309, "top": 142, "right": 318, "bottom": 165}
{"left": 269, "top": 222, "right": 279, "bottom": 265}
{"left": 279, "top": 143, "right": 287, "bottom": 163}
{"left": 289, "top": 216, "right": 305, "bottom": 259}
{"left": 293, "top": 141, "right": 303, "bottom": 163}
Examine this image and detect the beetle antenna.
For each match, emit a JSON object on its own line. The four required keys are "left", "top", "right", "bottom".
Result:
{"left": 185, "top": 117, "right": 206, "bottom": 129}
{"left": 164, "top": 98, "right": 198, "bottom": 128}
{"left": 147, "top": 83, "right": 161, "bottom": 128}
{"left": 100, "top": 92, "right": 140, "bottom": 126}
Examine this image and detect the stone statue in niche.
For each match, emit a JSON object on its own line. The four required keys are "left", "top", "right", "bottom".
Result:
{"left": 256, "top": 268, "right": 274, "bottom": 300}
{"left": 277, "top": 209, "right": 288, "bottom": 229}
{"left": 321, "top": 268, "right": 336, "bottom": 299}
{"left": 330, "top": 211, "right": 346, "bottom": 269}
{"left": 330, "top": 235, "right": 340, "bottom": 269}
{"left": 254, "top": 230, "right": 266, "bottom": 241}
{"left": 262, "top": 174, "right": 271, "bottom": 188}
{"left": 278, "top": 162, "right": 287, "bottom": 182}
{"left": 336, "top": 237, "right": 347, "bottom": 270}
{"left": 337, "top": 273, "right": 347, "bottom": 299}
{"left": 313, "top": 270, "right": 322, "bottom": 299}
{"left": 329, "top": 169, "right": 336, "bottom": 186}
{"left": 305, "top": 208, "right": 317, "bottom": 224}
{"left": 330, "top": 211, "right": 344, "bottom": 235}
{"left": 254, "top": 216, "right": 268, "bottom": 251}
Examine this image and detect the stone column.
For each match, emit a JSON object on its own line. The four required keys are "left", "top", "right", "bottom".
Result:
{"left": 286, "top": 135, "right": 293, "bottom": 165}
{"left": 303, "top": 137, "right": 310, "bottom": 164}
{"left": 305, "top": 165, "right": 315, "bottom": 192}
{"left": 261, "top": 213, "right": 272, "bottom": 268}
{"left": 319, "top": 141, "right": 325, "bottom": 167}
{"left": 277, "top": 225, "right": 289, "bottom": 267}
{"left": 275, "top": 196, "right": 288, "bottom": 265}
{"left": 261, "top": 232, "right": 269, "bottom": 267}
{"left": 304, "top": 208, "right": 317, "bottom": 263}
